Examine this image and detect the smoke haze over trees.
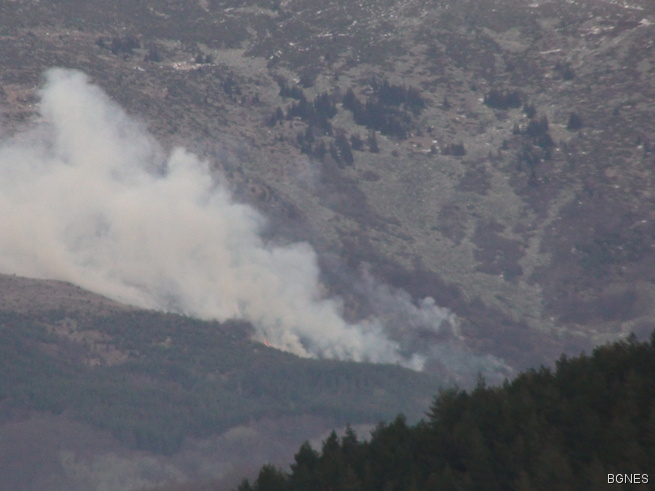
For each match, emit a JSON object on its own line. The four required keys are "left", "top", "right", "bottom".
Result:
{"left": 0, "top": 69, "right": 500, "bottom": 376}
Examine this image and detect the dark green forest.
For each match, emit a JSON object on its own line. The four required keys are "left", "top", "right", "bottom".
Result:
{"left": 0, "top": 310, "right": 437, "bottom": 455}
{"left": 239, "top": 334, "right": 655, "bottom": 490}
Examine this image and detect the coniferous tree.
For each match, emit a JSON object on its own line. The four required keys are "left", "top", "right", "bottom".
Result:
{"left": 335, "top": 133, "right": 354, "bottom": 165}
{"left": 567, "top": 112, "right": 583, "bottom": 131}
{"left": 523, "top": 103, "right": 537, "bottom": 119}
{"left": 350, "top": 133, "right": 364, "bottom": 151}
{"left": 240, "top": 334, "right": 655, "bottom": 491}
{"left": 484, "top": 89, "right": 522, "bottom": 109}
{"left": 367, "top": 131, "right": 379, "bottom": 153}
{"left": 251, "top": 465, "right": 288, "bottom": 491}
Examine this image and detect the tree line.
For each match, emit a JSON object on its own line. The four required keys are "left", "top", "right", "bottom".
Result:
{"left": 239, "top": 333, "right": 655, "bottom": 490}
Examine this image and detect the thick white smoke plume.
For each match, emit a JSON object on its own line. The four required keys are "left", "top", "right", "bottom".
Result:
{"left": 0, "top": 69, "right": 456, "bottom": 368}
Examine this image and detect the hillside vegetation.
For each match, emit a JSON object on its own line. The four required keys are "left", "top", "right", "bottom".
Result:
{"left": 2, "top": 0, "right": 655, "bottom": 488}
{"left": 239, "top": 334, "right": 655, "bottom": 490}
{"left": 1, "top": 0, "right": 655, "bottom": 386}
{"left": 0, "top": 304, "right": 437, "bottom": 456}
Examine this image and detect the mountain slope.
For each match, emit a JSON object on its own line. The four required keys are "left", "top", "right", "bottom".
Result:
{"left": 0, "top": 274, "right": 439, "bottom": 490}
{"left": 2, "top": 0, "right": 654, "bottom": 377}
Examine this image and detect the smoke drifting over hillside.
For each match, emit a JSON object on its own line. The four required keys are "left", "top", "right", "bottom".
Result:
{"left": 0, "top": 69, "right": 465, "bottom": 370}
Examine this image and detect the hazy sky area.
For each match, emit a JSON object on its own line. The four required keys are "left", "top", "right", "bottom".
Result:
{"left": 0, "top": 69, "right": 450, "bottom": 368}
